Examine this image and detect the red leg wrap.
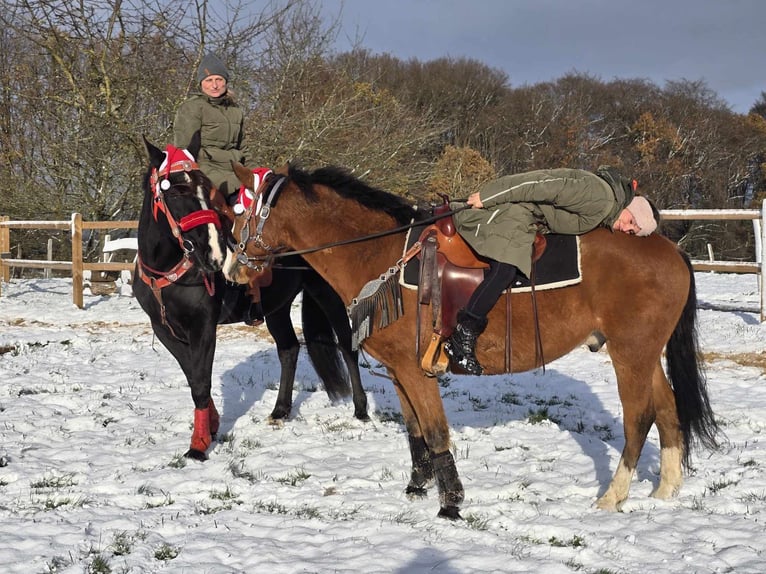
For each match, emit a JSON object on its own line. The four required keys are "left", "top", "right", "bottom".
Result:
{"left": 190, "top": 407, "right": 212, "bottom": 453}
{"left": 208, "top": 398, "right": 220, "bottom": 436}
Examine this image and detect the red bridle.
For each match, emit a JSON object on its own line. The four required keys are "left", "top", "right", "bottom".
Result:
{"left": 149, "top": 145, "right": 221, "bottom": 245}
{"left": 138, "top": 145, "right": 221, "bottom": 297}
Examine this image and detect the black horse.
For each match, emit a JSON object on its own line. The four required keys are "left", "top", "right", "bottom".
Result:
{"left": 134, "top": 135, "right": 367, "bottom": 460}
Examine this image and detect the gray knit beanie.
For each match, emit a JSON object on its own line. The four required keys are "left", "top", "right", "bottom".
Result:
{"left": 197, "top": 53, "right": 230, "bottom": 84}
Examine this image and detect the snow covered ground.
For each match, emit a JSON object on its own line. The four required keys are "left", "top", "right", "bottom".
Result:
{"left": 0, "top": 272, "right": 765, "bottom": 573}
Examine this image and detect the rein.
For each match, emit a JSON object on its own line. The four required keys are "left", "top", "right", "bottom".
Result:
{"left": 234, "top": 175, "right": 471, "bottom": 271}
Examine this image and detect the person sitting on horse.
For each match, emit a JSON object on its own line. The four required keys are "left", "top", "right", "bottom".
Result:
{"left": 444, "top": 166, "right": 660, "bottom": 376}
{"left": 174, "top": 52, "right": 265, "bottom": 325}
{"left": 173, "top": 52, "right": 247, "bottom": 197}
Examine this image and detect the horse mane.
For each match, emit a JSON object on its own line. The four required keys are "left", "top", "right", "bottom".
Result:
{"left": 287, "top": 164, "right": 419, "bottom": 226}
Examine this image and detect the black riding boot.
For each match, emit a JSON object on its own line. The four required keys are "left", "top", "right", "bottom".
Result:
{"left": 443, "top": 309, "right": 488, "bottom": 375}
{"left": 443, "top": 260, "right": 517, "bottom": 375}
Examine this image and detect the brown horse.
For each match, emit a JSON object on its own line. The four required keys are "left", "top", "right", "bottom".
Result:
{"left": 223, "top": 162, "right": 719, "bottom": 519}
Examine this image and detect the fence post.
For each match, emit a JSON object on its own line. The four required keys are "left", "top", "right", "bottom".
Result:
{"left": 761, "top": 203, "right": 766, "bottom": 322}
{"left": 71, "top": 213, "right": 84, "bottom": 309}
{"left": 46, "top": 238, "right": 53, "bottom": 279}
{"left": 0, "top": 215, "right": 8, "bottom": 295}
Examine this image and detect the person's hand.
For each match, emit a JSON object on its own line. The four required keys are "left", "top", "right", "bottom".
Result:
{"left": 467, "top": 192, "right": 484, "bottom": 209}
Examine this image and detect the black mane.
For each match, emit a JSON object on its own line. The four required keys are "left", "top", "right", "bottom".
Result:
{"left": 288, "top": 164, "right": 418, "bottom": 226}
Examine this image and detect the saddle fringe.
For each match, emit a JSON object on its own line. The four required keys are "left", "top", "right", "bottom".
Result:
{"left": 348, "top": 267, "right": 404, "bottom": 350}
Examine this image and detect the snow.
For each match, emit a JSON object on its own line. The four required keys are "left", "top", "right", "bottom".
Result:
{"left": 0, "top": 273, "right": 765, "bottom": 573}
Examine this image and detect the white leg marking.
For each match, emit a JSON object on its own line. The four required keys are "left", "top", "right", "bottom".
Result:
{"left": 651, "top": 445, "right": 683, "bottom": 499}
{"left": 596, "top": 458, "right": 634, "bottom": 511}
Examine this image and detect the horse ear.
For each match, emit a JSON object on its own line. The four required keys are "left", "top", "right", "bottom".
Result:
{"left": 187, "top": 130, "right": 202, "bottom": 160}
{"left": 232, "top": 161, "right": 253, "bottom": 187}
{"left": 143, "top": 135, "right": 164, "bottom": 168}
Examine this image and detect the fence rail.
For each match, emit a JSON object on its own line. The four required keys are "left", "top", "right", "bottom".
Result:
{"left": 0, "top": 214, "right": 137, "bottom": 308}
{"left": 1, "top": 207, "right": 765, "bottom": 317}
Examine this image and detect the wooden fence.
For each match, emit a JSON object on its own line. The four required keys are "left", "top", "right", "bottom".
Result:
{"left": 0, "top": 214, "right": 137, "bottom": 308}
{"left": 1, "top": 207, "right": 765, "bottom": 317}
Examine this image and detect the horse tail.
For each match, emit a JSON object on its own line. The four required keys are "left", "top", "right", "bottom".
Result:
{"left": 666, "top": 251, "right": 719, "bottom": 466}
{"left": 302, "top": 292, "right": 352, "bottom": 401}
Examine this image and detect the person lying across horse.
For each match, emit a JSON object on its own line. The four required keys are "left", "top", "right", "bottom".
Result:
{"left": 445, "top": 166, "right": 660, "bottom": 376}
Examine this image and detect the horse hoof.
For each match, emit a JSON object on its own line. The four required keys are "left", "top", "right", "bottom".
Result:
{"left": 355, "top": 411, "right": 371, "bottom": 422}
{"left": 269, "top": 408, "right": 290, "bottom": 422}
{"left": 184, "top": 448, "right": 208, "bottom": 461}
{"left": 405, "top": 485, "right": 428, "bottom": 499}
{"left": 437, "top": 506, "right": 462, "bottom": 520}
{"left": 267, "top": 416, "right": 285, "bottom": 428}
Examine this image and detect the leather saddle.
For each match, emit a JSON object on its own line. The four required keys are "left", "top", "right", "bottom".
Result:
{"left": 416, "top": 201, "right": 546, "bottom": 374}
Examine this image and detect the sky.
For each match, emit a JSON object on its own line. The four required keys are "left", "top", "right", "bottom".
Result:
{"left": 319, "top": 0, "right": 764, "bottom": 114}
{"left": 0, "top": 272, "right": 765, "bottom": 572}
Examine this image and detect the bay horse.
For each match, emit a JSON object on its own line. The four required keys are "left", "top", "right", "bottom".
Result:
{"left": 223, "top": 162, "right": 719, "bottom": 518}
{"left": 133, "top": 137, "right": 367, "bottom": 461}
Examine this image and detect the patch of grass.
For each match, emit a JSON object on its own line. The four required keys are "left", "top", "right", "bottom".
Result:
{"left": 738, "top": 490, "right": 766, "bottom": 503}
{"left": 167, "top": 453, "right": 187, "bottom": 469}
{"left": 391, "top": 510, "right": 419, "bottom": 525}
{"left": 468, "top": 394, "right": 490, "bottom": 410}
{"left": 228, "top": 460, "right": 264, "bottom": 483}
{"left": 210, "top": 485, "right": 239, "bottom": 502}
{"left": 375, "top": 409, "right": 404, "bottom": 425}
{"left": 527, "top": 407, "right": 561, "bottom": 425}
{"left": 707, "top": 477, "right": 739, "bottom": 494}
{"left": 110, "top": 531, "right": 137, "bottom": 557}
{"left": 464, "top": 512, "right": 490, "bottom": 531}
{"left": 379, "top": 466, "right": 395, "bottom": 481}
{"left": 275, "top": 467, "right": 311, "bottom": 486}
{"left": 548, "top": 534, "right": 586, "bottom": 548}
{"left": 18, "top": 387, "right": 50, "bottom": 396}
{"left": 87, "top": 554, "right": 111, "bottom": 574}
{"left": 253, "top": 499, "right": 289, "bottom": 515}
{"left": 43, "top": 496, "right": 83, "bottom": 510}
{"left": 593, "top": 423, "right": 614, "bottom": 441}
{"left": 500, "top": 392, "right": 521, "bottom": 405}
{"left": 154, "top": 543, "right": 179, "bottom": 561}
{"left": 240, "top": 438, "right": 262, "bottom": 450}
{"left": 295, "top": 505, "right": 322, "bottom": 520}
{"left": 30, "top": 473, "right": 77, "bottom": 489}
{"left": 45, "top": 555, "right": 74, "bottom": 572}
{"left": 321, "top": 419, "right": 354, "bottom": 433}
{"left": 703, "top": 350, "right": 766, "bottom": 372}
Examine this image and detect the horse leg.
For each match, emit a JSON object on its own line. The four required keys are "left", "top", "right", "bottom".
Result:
{"left": 184, "top": 342, "right": 218, "bottom": 460}
{"left": 340, "top": 346, "right": 369, "bottom": 421}
{"left": 649, "top": 360, "right": 684, "bottom": 499}
{"left": 596, "top": 347, "right": 655, "bottom": 511}
{"left": 304, "top": 273, "right": 369, "bottom": 420}
{"left": 301, "top": 291, "right": 352, "bottom": 402}
{"left": 150, "top": 319, "right": 218, "bottom": 461}
{"left": 391, "top": 381, "right": 434, "bottom": 498}
{"left": 265, "top": 306, "right": 300, "bottom": 421}
{"left": 390, "top": 369, "right": 464, "bottom": 519}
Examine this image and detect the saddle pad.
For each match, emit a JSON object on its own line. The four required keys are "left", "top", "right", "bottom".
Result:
{"left": 400, "top": 222, "right": 582, "bottom": 293}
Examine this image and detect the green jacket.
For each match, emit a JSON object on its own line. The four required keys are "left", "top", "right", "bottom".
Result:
{"left": 173, "top": 92, "right": 245, "bottom": 195}
{"left": 451, "top": 168, "right": 634, "bottom": 278}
